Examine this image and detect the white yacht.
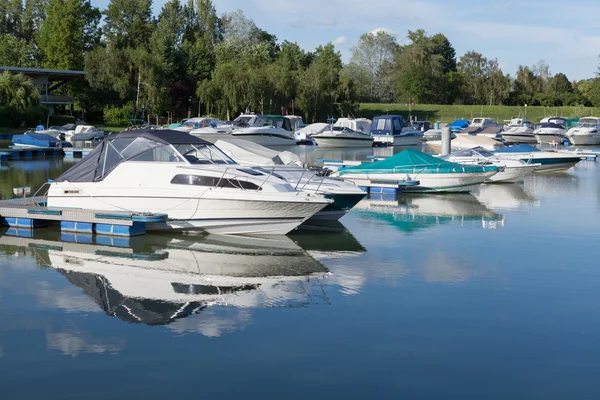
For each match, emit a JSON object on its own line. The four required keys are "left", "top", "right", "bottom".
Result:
{"left": 445, "top": 147, "right": 539, "bottom": 183}
{"left": 534, "top": 118, "right": 567, "bottom": 145}
{"left": 215, "top": 139, "right": 367, "bottom": 220}
{"left": 334, "top": 117, "right": 372, "bottom": 134}
{"left": 312, "top": 125, "right": 374, "bottom": 148}
{"left": 370, "top": 115, "right": 424, "bottom": 147}
{"left": 566, "top": 117, "right": 600, "bottom": 145}
{"left": 295, "top": 122, "right": 328, "bottom": 142}
{"left": 461, "top": 118, "right": 503, "bottom": 138}
{"left": 65, "top": 125, "right": 106, "bottom": 143}
{"left": 493, "top": 144, "right": 583, "bottom": 172}
{"left": 230, "top": 114, "right": 297, "bottom": 146}
{"left": 46, "top": 130, "right": 331, "bottom": 235}
{"left": 501, "top": 118, "right": 537, "bottom": 144}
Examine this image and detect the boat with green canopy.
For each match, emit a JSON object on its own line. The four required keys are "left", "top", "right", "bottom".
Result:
{"left": 335, "top": 149, "right": 499, "bottom": 192}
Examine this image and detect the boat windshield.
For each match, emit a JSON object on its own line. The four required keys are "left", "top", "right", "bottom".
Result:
{"left": 577, "top": 119, "right": 600, "bottom": 127}
{"left": 173, "top": 143, "right": 236, "bottom": 165}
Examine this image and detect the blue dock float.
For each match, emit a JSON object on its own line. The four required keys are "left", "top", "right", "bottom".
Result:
{"left": 0, "top": 196, "right": 168, "bottom": 237}
{"left": 0, "top": 147, "right": 63, "bottom": 161}
{"left": 0, "top": 134, "right": 13, "bottom": 140}
{"left": 63, "top": 147, "right": 96, "bottom": 158}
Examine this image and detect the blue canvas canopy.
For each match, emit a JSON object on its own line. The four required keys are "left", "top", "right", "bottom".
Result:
{"left": 339, "top": 148, "right": 497, "bottom": 175}
{"left": 12, "top": 132, "right": 72, "bottom": 148}
{"left": 449, "top": 120, "right": 470, "bottom": 132}
{"left": 370, "top": 115, "right": 407, "bottom": 136}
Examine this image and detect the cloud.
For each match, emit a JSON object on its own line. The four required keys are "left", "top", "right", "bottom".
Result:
{"left": 332, "top": 36, "right": 348, "bottom": 46}
{"left": 369, "top": 27, "right": 394, "bottom": 36}
{"left": 46, "top": 331, "right": 125, "bottom": 357}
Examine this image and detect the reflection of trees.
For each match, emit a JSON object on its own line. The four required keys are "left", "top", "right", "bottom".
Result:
{"left": 0, "top": 159, "right": 68, "bottom": 199}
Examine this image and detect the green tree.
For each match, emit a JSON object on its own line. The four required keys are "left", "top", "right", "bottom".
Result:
{"left": 103, "top": 0, "right": 153, "bottom": 49}
{"left": 38, "top": 0, "right": 100, "bottom": 70}
{"left": 0, "top": 0, "right": 23, "bottom": 36}
{"left": 21, "top": 0, "right": 47, "bottom": 43}
{"left": 0, "top": 33, "right": 38, "bottom": 66}
{"left": 149, "top": 0, "right": 185, "bottom": 78}
{"left": 0, "top": 71, "right": 39, "bottom": 110}
{"left": 347, "top": 30, "right": 400, "bottom": 102}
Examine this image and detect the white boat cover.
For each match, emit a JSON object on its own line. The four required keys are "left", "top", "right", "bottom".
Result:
{"left": 297, "top": 123, "right": 328, "bottom": 136}
{"left": 215, "top": 139, "right": 303, "bottom": 166}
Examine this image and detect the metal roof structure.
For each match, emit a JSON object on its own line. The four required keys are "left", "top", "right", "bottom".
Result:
{"left": 0, "top": 66, "right": 86, "bottom": 106}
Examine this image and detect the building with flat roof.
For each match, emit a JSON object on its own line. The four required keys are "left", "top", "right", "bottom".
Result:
{"left": 0, "top": 66, "right": 86, "bottom": 108}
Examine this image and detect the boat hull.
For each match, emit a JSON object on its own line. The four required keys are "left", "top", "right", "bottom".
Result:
{"left": 501, "top": 133, "right": 538, "bottom": 144}
{"left": 535, "top": 134, "right": 565, "bottom": 145}
{"left": 489, "top": 165, "right": 538, "bottom": 183}
{"left": 567, "top": 134, "right": 600, "bottom": 146}
{"left": 372, "top": 135, "right": 423, "bottom": 147}
{"left": 340, "top": 171, "right": 497, "bottom": 193}
{"left": 46, "top": 193, "right": 328, "bottom": 235}
{"left": 314, "top": 137, "right": 374, "bottom": 148}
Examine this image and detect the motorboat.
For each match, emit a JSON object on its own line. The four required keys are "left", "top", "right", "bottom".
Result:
{"left": 461, "top": 118, "right": 503, "bottom": 138}
{"left": 449, "top": 119, "right": 470, "bottom": 132}
{"left": 370, "top": 115, "right": 424, "bottom": 147}
{"left": 230, "top": 114, "right": 297, "bottom": 146}
{"left": 566, "top": 117, "right": 600, "bottom": 145}
{"left": 423, "top": 129, "right": 456, "bottom": 142}
{"left": 295, "top": 122, "right": 328, "bottom": 142}
{"left": 501, "top": 118, "right": 537, "bottom": 144}
{"left": 493, "top": 144, "right": 583, "bottom": 172}
{"left": 335, "top": 148, "right": 498, "bottom": 192}
{"left": 215, "top": 139, "right": 367, "bottom": 220}
{"left": 46, "top": 129, "right": 331, "bottom": 235}
{"left": 187, "top": 117, "right": 234, "bottom": 142}
{"left": 12, "top": 131, "right": 73, "bottom": 148}
{"left": 312, "top": 124, "right": 374, "bottom": 148}
{"left": 427, "top": 134, "right": 504, "bottom": 152}
{"left": 334, "top": 117, "right": 372, "bottom": 134}
{"left": 444, "top": 146, "right": 539, "bottom": 183}
{"left": 0, "top": 233, "right": 329, "bottom": 332}
{"left": 65, "top": 125, "right": 106, "bottom": 143}
{"left": 534, "top": 120, "right": 567, "bottom": 145}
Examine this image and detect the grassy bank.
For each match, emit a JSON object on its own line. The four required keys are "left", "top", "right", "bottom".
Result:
{"left": 357, "top": 104, "right": 600, "bottom": 124}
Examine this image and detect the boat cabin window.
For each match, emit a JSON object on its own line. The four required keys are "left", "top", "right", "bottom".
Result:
{"left": 174, "top": 144, "right": 236, "bottom": 165}
{"left": 393, "top": 118, "right": 402, "bottom": 131}
{"left": 170, "top": 174, "right": 262, "bottom": 190}
{"left": 129, "top": 145, "right": 183, "bottom": 162}
{"left": 376, "top": 119, "right": 386, "bottom": 130}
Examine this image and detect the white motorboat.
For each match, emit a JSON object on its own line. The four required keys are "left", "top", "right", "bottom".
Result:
{"left": 65, "top": 125, "right": 106, "bottom": 143}
{"left": 187, "top": 117, "right": 234, "bottom": 142}
{"left": 334, "top": 117, "right": 372, "bottom": 134}
{"left": 312, "top": 125, "right": 374, "bottom": 148}
{"left": 445, "top": 147, "right": 539, "bottom": 183}
{"left": 493, "top": 144, "right": 584, "bottom": 172}
{"left": 335, "top": 148, "right": 498, "bottom": 193}
{"left": 461, "top": 118, "right": 503, "bottom": 138}
{"left": 370, "top": 115, "right": 424, "bottom": 146}
{"left": 215, "top": 139, "right": 367, "bottom": 220}
{"left": 295, "top": 122, "right": 328, "bottom": 142}
{"left": 534, "top": 119, "right": 567, "bottom": 145}
{"left": 501, "top": 118, "right": 537, "bottom": 144}
{"left": 428, "top": 134, "right": 504, "bottom": 151}
{"left": 566, "top": 117, "right": 600, "bottom": 145}
{"left": 230, "top": 114, "right": 297, "bottom": 146}
{"left": 46, "top": 129, "right": 331, "bottom": 235}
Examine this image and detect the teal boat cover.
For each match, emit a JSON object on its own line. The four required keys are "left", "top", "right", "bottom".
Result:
{"left": 339, "top": 148, "right": 497, "bottom": 175}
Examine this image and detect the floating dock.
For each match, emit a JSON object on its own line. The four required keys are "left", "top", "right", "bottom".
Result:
{"left": 0, "top": 196, "right": 167, "bottom": 237}
{"left": 63, "top": 147, "right": 96, "bottom": 158}
{"left": 0, "top": 147, "right": 63, "bottom": 161}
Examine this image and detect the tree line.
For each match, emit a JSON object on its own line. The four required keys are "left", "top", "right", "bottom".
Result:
{"left": 2, "top": 0, "right": 600, "bottom": 126}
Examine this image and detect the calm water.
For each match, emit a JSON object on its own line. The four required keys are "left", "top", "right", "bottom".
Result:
{"left": 1, "top": 147, "right": 600, "bottom": 399}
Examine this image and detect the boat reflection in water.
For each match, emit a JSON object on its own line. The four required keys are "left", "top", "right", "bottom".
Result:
{"left": 0, "top": 230, "right": 331, "bottom": 334}
{"left": 352, "top": 192, "right": 505, "bottom": 232}
{"left": 474, "top": 183, "right": 539, "bottom": 211}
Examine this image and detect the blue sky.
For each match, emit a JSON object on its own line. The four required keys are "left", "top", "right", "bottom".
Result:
{"left": 93, "top": 0, "right": 600, "bottom": 81}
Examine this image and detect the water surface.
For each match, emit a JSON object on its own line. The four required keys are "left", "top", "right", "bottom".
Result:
{"left": 1, "top": 148, "right": 600, "bottom": 399}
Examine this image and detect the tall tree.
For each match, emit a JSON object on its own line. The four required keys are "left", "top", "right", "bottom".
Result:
{"left": 347, "top": 30, "right": 400, "bottom": 102}
{"left": 103, "top": 0, "right": 153, "bottom": 49}
{"left": 0, "top": 0, "right": 23, "bottom": 36}
{"left": 149, "top": 0, "right": 185, "bottom": 79}
{"left": 0, "top": 34, "right": 38, "bottom": 66}
{"left": 38, "top": 0, "right": 100, "bottom": 70}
